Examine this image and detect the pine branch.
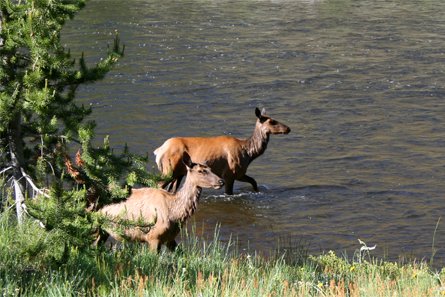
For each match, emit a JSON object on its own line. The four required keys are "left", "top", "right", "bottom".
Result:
{"left": 0, "top": 166, "right": 12, "bottom": 175}
{"left": 75, "top": 33, "right": 124, "bottom": 84}
{"left": 19, "top": 167, "right": 49, "bottom": 198}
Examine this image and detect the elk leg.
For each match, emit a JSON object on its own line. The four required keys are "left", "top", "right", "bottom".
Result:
{"left": 165, "top": 175, "right": 184, "bottom": 193}
{"left": 148, "top": 239, "right": 161, "bottom": 253}
{"left": 92, "top": 228, "right": 110, "bottom": 247}
{"left": 166, "top": 240, "right": 178, "bottom": 251}
{"left": 159, "top": 180, "right": 169, "bottom": 189}
{"left": 165, "top": 181, "right": 174, "bottom": 192}
{"left": 237, "top": 175, "right": 258, "bottom": 192}
{"left": 224, "top": 178, "right": 235, "bottom": 195}
{"left": 173, "top": 175, "right": 184, "bottom": 192}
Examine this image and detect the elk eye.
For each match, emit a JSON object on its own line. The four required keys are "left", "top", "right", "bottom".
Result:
{"left": 269, "top": 120, "right": 277, "bottom": 125}
{"left": 198, "top": 169, "right": 207, "bottom": 174}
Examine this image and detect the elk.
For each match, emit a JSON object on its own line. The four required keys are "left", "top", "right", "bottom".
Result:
{"left": 99, "top": 154, "right": 224, "bottom": 252}
{"left": 154, "top": 107, "right": 290, "bottom": 195}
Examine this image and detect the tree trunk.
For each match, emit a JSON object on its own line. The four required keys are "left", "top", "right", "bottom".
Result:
{"left": 1, "top": 11, "right": 24, "bottom": 222}
{"left": 9, "top": 115, "right": 26, "bottom": 224}
{"left": 0, "top": 10, "right": 3, "bottom": 47}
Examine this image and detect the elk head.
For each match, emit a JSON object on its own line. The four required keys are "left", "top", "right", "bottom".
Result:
{"left": 255, "top": 107, "right": 291, "bottom": 135}
{"left": 183, "top": 154, "right": 224, "bottom": 189}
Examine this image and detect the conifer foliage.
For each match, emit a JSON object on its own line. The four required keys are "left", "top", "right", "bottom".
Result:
{"left": 0, "top": 0, "right": 157, "bottom": 255}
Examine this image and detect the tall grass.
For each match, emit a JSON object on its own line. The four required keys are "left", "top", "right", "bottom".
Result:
{"left": 1, "top": 211, "right": 444, "bottom": 296}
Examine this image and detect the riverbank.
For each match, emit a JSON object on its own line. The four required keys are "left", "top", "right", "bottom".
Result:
{"left": 1, "top": 212, "right": 443, "bottom": 296}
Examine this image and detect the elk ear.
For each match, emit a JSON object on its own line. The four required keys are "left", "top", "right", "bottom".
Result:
{"left": 182, "top": 153, "right": 194, "bottom": 169}
{"left": 255, "top": 107, "right": 267, "bottom": 123}
{"left": 255, "top": 107, "right": 262, "bottom": 119}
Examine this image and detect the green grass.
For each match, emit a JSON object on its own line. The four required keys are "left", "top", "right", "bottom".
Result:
{"left": 1, "top": 211, "right": 444, "bottom": 296}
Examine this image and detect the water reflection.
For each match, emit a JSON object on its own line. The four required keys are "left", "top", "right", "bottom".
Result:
{"left": 63, "top": 0, "right": 445, "bottom": 266}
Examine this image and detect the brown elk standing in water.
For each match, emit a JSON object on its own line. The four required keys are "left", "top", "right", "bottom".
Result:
{"left": 154, "top": 107, "right": 290, "bottom": 195}
{"left": 99, "top": 154, "right": 224, "bottom": 252}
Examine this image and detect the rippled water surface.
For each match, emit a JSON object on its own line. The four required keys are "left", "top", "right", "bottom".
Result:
{"left": 63, "top": 0, "right": 445, "bottom": 264}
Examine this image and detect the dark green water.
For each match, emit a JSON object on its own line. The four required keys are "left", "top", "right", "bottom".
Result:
{"left": 63, "top": 0, "right": 445, "bottom": 264}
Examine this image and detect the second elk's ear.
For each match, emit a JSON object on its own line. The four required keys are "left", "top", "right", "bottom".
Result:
{"left": 255, "top": 107, "right": 267, "bottom": 123}
{"left": 255, "top": 107, "right": 262, "bottom": 119}
{"left": 182, "top": 152, "right": 195, "bottom": 169}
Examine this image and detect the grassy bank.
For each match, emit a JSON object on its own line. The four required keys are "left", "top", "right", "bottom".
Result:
{"left": 0, "top": 211, "right": 444, "bottom": 296}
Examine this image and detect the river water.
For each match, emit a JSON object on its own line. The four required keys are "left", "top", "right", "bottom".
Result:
{"left": 63, "top": 0, "right": 445, "bottom": 265}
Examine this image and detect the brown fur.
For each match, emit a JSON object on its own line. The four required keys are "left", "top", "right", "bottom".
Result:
{"left": 154, "top": 108, "right": 290, "bottom": 195}
{"left": 99, "top": 156, "right": 224, "bottom": 252}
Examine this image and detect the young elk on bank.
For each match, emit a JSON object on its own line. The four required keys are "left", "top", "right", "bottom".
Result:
{"left": 99, "top": 155, "right": 224, "bottom": 252}
{"left": 154, "top": 107, "right": 290, "bottom": 195}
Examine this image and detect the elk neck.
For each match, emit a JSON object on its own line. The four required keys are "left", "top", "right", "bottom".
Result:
{"left": 167, "top": 178, "right": 202, "bottom": 223}
{"left": 245, "top": 121, "right": 270, "bottom": 161}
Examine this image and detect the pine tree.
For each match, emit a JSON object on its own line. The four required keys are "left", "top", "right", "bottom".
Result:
{"left": 0, "top": 0, "right": 160, "bottom": 255}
